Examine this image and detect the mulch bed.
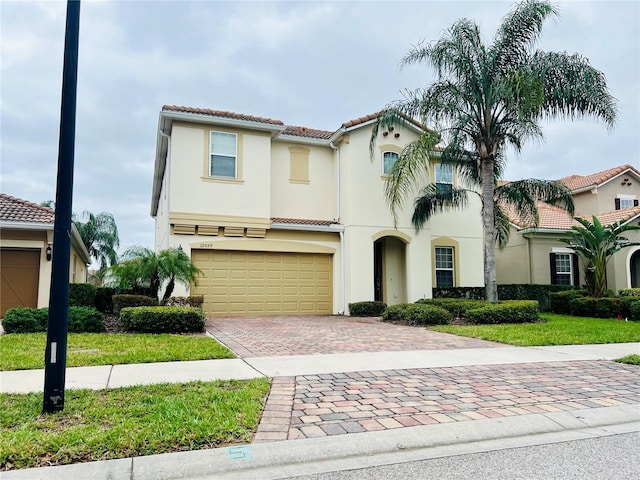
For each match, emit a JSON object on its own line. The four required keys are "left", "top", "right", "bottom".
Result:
{"left": 103, "top": 314, "right": 125, "bottom": 333}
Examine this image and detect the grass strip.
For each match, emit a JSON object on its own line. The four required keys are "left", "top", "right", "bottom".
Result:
{"left": 0, "top": 378, "right": 270, "bottom": 470}
{"left": 615, "top": 354, "right": 640, "bottom": 365}
{"left": 428, "top": 313, "right": 640, "bottom": 346}
{"left": 0, "top": 333, "right": 234, "bottom": 371}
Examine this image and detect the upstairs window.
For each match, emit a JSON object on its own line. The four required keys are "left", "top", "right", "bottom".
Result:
{"left": 382, "top": 151, "right": 399, "bottom": 175}
{"left": 210, "top": 131, "right": 237, "bottom": 178}
{"left": 435, "top": 163, "right": 453, "bottom": 193}
{"left": 435, "top": 246, "right": 455, "bottom": 288}
{"left": 615, "top": 196, "right": 638, "bottom": 210}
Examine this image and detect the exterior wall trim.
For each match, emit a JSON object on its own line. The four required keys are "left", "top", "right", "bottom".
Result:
{"left": 372, "top": 229, "right": 412, "bottom": 244}
{"left": 189, "top": 239, "right": 336, "bottom": 254}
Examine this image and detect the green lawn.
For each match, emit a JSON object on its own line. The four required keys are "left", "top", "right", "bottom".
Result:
{"left": 615, "top": 354, "right": 640, "bottom": 365}
{"left": 428, "top": 313, "right": 640, "bottom": 346}
{"left": 0, "top": 333, "right": 234, "bottom": 371}
{"left": 0, "top": 379, "right": 270, "bottom": 470}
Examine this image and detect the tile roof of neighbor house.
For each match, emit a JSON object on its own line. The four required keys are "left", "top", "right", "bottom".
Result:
{"left": 559, "top": 164, "right": 640, "bottom": 191}
{"left": 162, "top": 105, "right": 427, "bottom": 141}
{"left": 271, "top": 217, "right": 337, "bottom": 226}
{"left": 0, "top": 194, "right": 55, "bottom": 224}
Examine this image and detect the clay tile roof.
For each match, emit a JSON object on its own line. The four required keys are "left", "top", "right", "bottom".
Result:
{"left": 341, "top": 112, "right": 427, "bottom": 132}
{"left": 271, "top": 217, "right": 336, "bottom": 226}
{"left": 281, "top": 125, "right": 334, "bottom": 140}
{"left": 0, "top": 193, "right": 55, "bottom": 224}
{"left": 559, "top": 164, "right": 640, "bottom": 191}
{"left": 162, "top": 105, "right": 285, "bottom": 126}
{"left": 594, "top": 206, "right": 640, "bottom": 225}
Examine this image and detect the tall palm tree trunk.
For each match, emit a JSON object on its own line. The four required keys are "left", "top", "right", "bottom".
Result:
{"left": 481, "top": 157, "right": 498, "bottom": 302}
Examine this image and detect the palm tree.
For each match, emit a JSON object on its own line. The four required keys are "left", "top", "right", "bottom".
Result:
{"left": 371, "top": 0, "right": 617, "bottom": 302}
{"left": 73, "top": 211, "right": 120, "bottom": 269}
{"left": 112, "top": 246, "right": 201, "bottom": 300}
{"left": 559, "top": 216, "right": 640, "bottom": 298}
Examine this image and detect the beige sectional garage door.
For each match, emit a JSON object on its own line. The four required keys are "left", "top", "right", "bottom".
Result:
{"left": 192, "top": 250, "right": 332, "bottom": 316}
{"left": 1, "top": 249, "right": 40, "bottom": 317}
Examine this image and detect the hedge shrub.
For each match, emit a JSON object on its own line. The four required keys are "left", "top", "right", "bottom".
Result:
{"left": 619, "top": 288, "right": 640, "bottom": 297}
{"left": 568, "top": 297, "right": 623, "bottom": 318}
{"left": 630, "top": 302, "right": 640, "bottom": 321}
{"left": 2, "top": 307, "right": 105, "bottom": 333}
{"left": 95, "top": 287, "right": 116, "bottom": 313}
{"left": 432, "top": 287, "right": 484, "bottom": 300}
{"left": 119, "top": 306, "right": 205, "bottom": 333}
{"left": 69, "top": 283, "right": 97, "bottom": 307}
{"left": 382, "top": 303, "right": 451, "bottom": 326}
{"left": 2, "top": 308, "right": 48, "bottom": 333}
{"left": 465, "top": 300, "right": 539, "bottom": 324}
{"left": 112, "top": 294, "right": 158, "bottom": 314}
{"left": 416, "top": 298, "right": 487, "bottom": 317}
{"left": 161, "top": 296, "right": 205, "bottom": 308}
{"left": 620, "top": 296, "right": 640, "bottom": 319}
{"left": 348, "top": 301, "right": 387, "bottom": 317}
{"left": 549, "top": 290, "right": 587, "bottom": 314}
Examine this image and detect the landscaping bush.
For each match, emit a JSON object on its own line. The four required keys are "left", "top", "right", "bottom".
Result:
{"left": 630, "top": 302, "right": 640, "bottom": 321}
{"left": 2, "top": 307, "right": 105, "bottom": 333}
{"left": 434, "top": 284, "right": 575, "bottom": 311}
{"left": 382, "top": 303, "right": 451, "bottom": 325}
{"left": 465, "top": 300, "right": 539, "bottom": 324}
{"left": 549, "top": 290, "right": 587, "bottom": 314}
{"left": 112, "top": 294, "right": 158, "bottom": 314}
{"left": 620, "top": 296, "right": 640, "bottom": 319}
{"left": 568, "top": 297, "right": 623, "bottom": 318}
{"left": 2, "top": 308, "right": 48, "bottom": 333}
{"left": 417, "top": 298, "right": 487, "bottom": 318}
{"left": 95, "top": 287, "right": 116, "bottom": 313}
{"left": 119, "top": 306, "right": 205, "bottom": 333}
{"left": 68, "top": 307, "right": 106, "bottom": 333}
{"left": 618, "top": 288, "right": 640, "bottom": 297}
{"left": 161, "top": 296, "right": 205, "bottom": 308}
{"left": 348, "top": 301, "right": 387, "bottom": 317}
{"left": 69, "top": 283, "right": 97, "bottom": 307}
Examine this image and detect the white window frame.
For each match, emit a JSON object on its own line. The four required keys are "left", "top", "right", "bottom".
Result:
{"left": 435, "top": 246, "right": 455, "bottom": 288}
{"left": 618, "top": 195, "right": 636, "bottom": 209}
{"left": 554, "top": 252, "right": 573, "bottom": 285}
{"left": 209, "top": 131, "right": 237, "bottom": 178}
{"left": 435, "top": 163, "right": 453, "bottom": 192}
{"left": 382, "top": 151, "right": 399, "bottom": 175}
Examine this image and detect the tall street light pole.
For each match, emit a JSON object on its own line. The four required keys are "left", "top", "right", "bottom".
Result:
{"left": 43, "top": 0, "right": 81, "bottom": 413}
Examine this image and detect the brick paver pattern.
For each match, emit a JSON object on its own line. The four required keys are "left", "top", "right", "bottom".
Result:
{"left": 254, "top": 360, "right": 640, "bottom": 441}
{"left": 207, "top": 316, "right": 504, "bottom": 357}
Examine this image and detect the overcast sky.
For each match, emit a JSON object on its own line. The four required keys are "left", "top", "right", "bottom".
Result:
{"left": 2, "top": 0, "right": 638, "bottom": 258}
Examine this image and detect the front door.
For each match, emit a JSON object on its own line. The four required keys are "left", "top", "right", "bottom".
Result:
{"left": 374, "top": 240, "right": 383, "bottom": 302}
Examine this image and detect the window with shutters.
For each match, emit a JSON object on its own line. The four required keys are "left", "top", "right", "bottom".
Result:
{"left": 550, "top": 252, "right": 579, "bottom": 286}
{"left": 435, "top": 246, "right": 455, "bottom": 287}
{"left": 615, "top": 195, "right": 638, "bottom": 210}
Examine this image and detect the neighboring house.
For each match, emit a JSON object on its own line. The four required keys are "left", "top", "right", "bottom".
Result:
{"left": 496, "top": 164, "right": 640, "bottom": 293}
{"left": 151, "top": 105, "right": 484, "bottom": 316}
{"left": 0, "top": 194, "right": 91, "bottom": 317}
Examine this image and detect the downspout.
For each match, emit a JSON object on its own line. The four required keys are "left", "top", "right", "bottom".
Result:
{"left": 330, "top": 141, "right": 345, "bottom": 315}
{"left": 159, "top": 127, "right": 171, "bottom": 251}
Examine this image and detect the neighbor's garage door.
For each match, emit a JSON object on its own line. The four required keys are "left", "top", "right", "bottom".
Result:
{"left": 0, "top": 249, "right": 40, "bottom": 317}
{"left": 192, "top": 250, "right": 332, "bottom": 316}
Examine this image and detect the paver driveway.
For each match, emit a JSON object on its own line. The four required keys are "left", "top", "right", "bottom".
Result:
{"left": 206, "top": 315, "right": 504, "bottom": 357}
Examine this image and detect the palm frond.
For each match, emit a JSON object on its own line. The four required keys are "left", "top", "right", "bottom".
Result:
{"left": 412, "top": 184, "right": 469, "bottom": 230}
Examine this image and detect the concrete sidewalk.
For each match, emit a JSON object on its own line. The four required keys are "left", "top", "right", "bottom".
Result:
{"left": 2, "top": 343, "right": 638, "bottom": 394}
{"left": 1, "top": 342, "right": 638, "bottom": 479}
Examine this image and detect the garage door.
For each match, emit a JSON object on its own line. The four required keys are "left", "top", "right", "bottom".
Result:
{"left": 1, "top": 249, "right": 40, "bottom": 317}
{"left": 192, "top": 250, "right": 332, "bottom": 316}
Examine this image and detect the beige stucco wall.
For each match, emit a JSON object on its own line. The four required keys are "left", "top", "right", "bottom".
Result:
{"left": 496, "top": 226, "right": 531, "bottom": 284}
{"left": 155, "top": 150, "right": 171, "bottom": 251}
{"left": 573, "top": 173, "right": 640, "bottom": 215}
{"left": 270, "top": 141, "right": 336, "bottom": 220}
{"left": 169, "top": 122, "right": 272, "bottom": 219}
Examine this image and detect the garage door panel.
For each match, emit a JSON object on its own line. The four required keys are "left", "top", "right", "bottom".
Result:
{"left": 1, "top": 249, "right": 40, "bottom": 317}
{"left": 192, "top": 250, "right": 332, "bottom": 316}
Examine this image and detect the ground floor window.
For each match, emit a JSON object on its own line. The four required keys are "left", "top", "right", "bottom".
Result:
{"left": 435, "top": 246, "right": 454, "bottom": 287}
{"left": 550, "top": 252, "right": 579, "bottom": 286}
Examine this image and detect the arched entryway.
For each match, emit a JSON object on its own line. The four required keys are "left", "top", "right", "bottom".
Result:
{"left": 630, "top": 249, "right": 640, "bottom": 288}
{"left": 373, "top": 236, "right": 407, "bottom": 305}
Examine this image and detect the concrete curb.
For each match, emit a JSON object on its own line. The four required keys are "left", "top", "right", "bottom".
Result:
{"left": 3, "top": 404, "right": 638, "bottom": 480}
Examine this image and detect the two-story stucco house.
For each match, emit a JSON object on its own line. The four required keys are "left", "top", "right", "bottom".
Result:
{"left": 150, "top": 105, "right": 484, "bottom": 317}
{"left": 496, "top": 164, "right": 640, "bottom": 293}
